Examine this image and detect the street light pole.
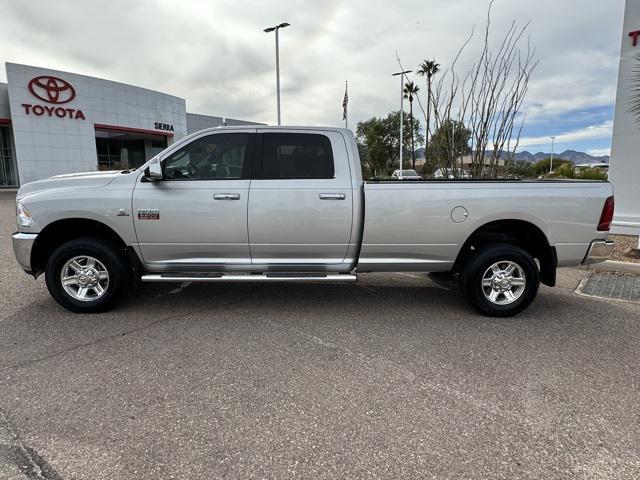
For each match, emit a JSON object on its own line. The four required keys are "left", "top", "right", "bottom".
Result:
{"left": 264, "top": 22, "right": 290, "bottom": 125}
{"left": 393, "top": 70, "right": 412, "bottom": 179}
{"left": 550, "top": 136, "right": 556, "bottom": 173}
{"left": 275, "top": 28, "right": 281, "bottom": 125}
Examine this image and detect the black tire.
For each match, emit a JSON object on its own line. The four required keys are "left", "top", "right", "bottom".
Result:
{"left": 45, "top": 237, "right": 130, "bottom": 313}
{"left": 458, "top": 243, "right": 539, "bottom": 317}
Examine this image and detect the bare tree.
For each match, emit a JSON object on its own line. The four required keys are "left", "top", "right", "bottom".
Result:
{"left": 428, "top": 1, "right": 537, "bottom": 178}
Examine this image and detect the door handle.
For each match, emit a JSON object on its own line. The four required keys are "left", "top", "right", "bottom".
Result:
{"left": 213, "top": 193, "right": 240, "bottom": 200}
{"left": 319, "top": 193, "right": 346, "bottom": 200}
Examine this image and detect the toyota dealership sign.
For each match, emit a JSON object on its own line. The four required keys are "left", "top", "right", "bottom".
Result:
{"left": 21, "top": 75, "right": 86, "bottom": 120}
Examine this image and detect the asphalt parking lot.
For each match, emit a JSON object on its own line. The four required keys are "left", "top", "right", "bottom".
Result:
{"left": 0, "top": 190, "right": 639, "bottom": 479}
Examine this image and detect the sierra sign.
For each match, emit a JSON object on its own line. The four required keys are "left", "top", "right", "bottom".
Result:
{"left": 21, "top": 76, "right": 86, "bottom": 120}
{"left": 154, "top": 122, "right": 174, "bottom": 132}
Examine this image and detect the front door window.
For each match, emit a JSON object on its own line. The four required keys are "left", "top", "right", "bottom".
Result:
{"left": 163, "top": 133, "right": 250, "bottom": 180}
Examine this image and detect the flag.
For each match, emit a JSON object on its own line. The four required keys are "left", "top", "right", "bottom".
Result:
{"left": 342, "top": 82, "right": 348, "bottom": 121}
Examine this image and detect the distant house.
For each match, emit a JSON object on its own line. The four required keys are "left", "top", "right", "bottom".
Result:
{"left": 575, "top": 162, "right": 609, "bottom": 170}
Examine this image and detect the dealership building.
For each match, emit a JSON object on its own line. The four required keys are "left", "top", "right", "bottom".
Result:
{"left": 610, "top": 0, "right": 640, "bottom": 240}
{"left": 0, "top": 63, "right": 261, "bottom": 187}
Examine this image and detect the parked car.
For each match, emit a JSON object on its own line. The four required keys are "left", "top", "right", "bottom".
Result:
{"left": 433, "top": 167, "right": 471, "bottom": 179}
{"left": 391, "top": 169, "right": 422, "bottom": 180}
{"left": 12, "top": 127, "right": 614, "bottom": 316}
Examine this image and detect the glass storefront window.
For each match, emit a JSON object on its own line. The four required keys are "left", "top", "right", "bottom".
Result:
{"left": 0, "top": 126, "right": 18, "bottom": 187}
{"left": 95, "top": 132, "right": 167, "bottom": 171}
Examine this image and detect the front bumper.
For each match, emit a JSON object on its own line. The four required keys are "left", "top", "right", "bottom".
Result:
{"left": 582, "top": 239, "right": 615, "bottom": 265}
{"left": 12, "top": 232, "right": 38, "bottom": 274}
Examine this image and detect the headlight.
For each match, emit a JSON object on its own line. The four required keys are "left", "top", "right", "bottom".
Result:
{"left": 16, "top": 202, "right": 34, "bottom": 228}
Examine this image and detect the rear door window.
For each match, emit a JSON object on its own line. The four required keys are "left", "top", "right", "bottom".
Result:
{"left": 258, "top": 133, "right": 335, "bottom": 179}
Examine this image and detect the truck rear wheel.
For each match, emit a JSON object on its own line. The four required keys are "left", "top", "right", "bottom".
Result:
{"left": 458, "top": 243, "right": 539, "bottom": 317}
{"left": 45, "top": 237, "right": 130, "bottom": 313}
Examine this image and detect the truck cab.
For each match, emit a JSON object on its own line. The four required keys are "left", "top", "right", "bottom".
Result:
{"left": 133, "top": 127, "right": 362, "bottom": 272}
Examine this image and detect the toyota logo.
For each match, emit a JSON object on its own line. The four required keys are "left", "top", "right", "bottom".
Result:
{"left": 28, "top": 76, "right": 76, "bottom": 104}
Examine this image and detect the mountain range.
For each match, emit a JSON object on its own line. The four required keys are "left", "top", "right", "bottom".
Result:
{"left": 414, "top": 148, "right": 610, "bottom": 164}
{"left": 509, "top": 150, "right": 609, "bottom": 164}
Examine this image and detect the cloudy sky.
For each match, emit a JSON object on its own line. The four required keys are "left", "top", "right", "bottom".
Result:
{"left": 0, "top": 0, "right": 625, "bottom": 155}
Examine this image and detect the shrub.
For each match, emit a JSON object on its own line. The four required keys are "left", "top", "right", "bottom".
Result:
{"left": 577, "top": 167, "right": 607, "bottom": 181}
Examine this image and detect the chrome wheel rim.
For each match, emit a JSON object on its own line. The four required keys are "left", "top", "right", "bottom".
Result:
{"left": 481, "top": 260, "right": 526, "bottom": 305}
{"left": 60, "top": 256, "right": 109, "bottom": 302}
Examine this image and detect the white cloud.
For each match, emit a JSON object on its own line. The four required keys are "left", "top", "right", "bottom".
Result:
{"left": 517, "top": 121, "right": 614, "bottom": 148}
{"left": 586, "top": 148, "right": 611, "bottom": 157}
{"left": 0, "top": 0, "right": 625, "bottom": 131}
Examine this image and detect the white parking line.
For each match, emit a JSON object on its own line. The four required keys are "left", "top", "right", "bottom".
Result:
{"left": 398, "top": 273, "right": 424, "bottom": 280}
{"left": 168, "top": 281, "right": 191, "bottom": 294}
{"left": 358, "top": 284, "right": 377, "bottom": 292}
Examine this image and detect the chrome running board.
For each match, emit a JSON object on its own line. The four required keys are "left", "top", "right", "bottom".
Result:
{"left": 141, "top": 272, "right": 357, "bottom": 283}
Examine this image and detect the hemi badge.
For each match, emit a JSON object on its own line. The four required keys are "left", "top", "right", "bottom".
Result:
{"left": 138, "top": 208, "right": 160, "bottom": 220}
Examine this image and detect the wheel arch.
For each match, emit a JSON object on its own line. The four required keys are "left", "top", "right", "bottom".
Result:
{"left": 454, "top": 219, "right": 557, "bottom": 286}
{"left": 31, "top": 218, "right": 141, "bottom": 277}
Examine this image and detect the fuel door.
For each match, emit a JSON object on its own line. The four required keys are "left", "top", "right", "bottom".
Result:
{"left": 451, "top": 206, "right": 469, "bottom": 223}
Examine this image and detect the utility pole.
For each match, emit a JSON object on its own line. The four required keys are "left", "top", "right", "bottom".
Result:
{"left": 550, "top": 136, "right": 556, "bottom": 173}
{"left": 392, "top": 69, "right": 412, "bottom": 179}
{"left": 264, "top": 22, "right": 290, "bottom": 125}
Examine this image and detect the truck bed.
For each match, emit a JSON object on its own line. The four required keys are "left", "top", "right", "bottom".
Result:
{"left": 357, "top": 180, "right": 613, "bottom": 271}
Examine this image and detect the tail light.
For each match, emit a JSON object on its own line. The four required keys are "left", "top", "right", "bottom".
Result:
{"left": 597, "top": 196, "right": 615, "bottom": 231}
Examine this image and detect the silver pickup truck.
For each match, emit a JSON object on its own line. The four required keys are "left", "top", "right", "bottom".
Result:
{"left": 12, "top": 126, "right": 614, "bottom": 316}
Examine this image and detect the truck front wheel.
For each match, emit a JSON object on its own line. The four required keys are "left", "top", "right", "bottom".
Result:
{"left": 45, "top": 237, "right": 130, "bottom": 313}
{"left": 458, "top": 243, "right": 539, "bottom": 317}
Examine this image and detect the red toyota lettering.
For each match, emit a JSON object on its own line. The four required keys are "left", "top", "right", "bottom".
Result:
{"left": 21, "top": 102, "right": 86, "bottom": 120}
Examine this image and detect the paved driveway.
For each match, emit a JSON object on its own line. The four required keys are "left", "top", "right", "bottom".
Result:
{"left": 1, "top": 191, "right": 639, "bottom": 479}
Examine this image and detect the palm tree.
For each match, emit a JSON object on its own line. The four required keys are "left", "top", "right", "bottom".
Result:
{"left": 417, "top": 59, "right": 440, "bottom": 164}
{"left": 403, "top": 81, "right": 419, "bottom": 170}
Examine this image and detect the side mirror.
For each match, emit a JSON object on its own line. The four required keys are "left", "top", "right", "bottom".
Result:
{"left": 144, "top": 158, "right": 163, "bottom": 181}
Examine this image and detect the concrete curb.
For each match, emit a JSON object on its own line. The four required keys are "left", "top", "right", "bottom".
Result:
{"left": 579, "top": 260, "right": 640, "bottom": 275}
